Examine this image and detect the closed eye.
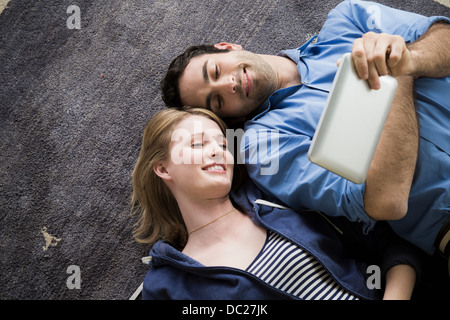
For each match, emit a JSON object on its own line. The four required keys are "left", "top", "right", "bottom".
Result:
{"left": 191, "top": 143, "right": 204, "bottom": 148}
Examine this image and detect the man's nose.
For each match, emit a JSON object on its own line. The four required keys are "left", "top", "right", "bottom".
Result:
{"left": 213, "top": 75, "right": 236, "bottom": 94}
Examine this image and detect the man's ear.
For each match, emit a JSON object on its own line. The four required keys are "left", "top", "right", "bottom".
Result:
{"left": 153, "top": 162, "right": 171, "bottom": 181}
{"left": 214, "top": 42, "right": 243, "bottom": 51}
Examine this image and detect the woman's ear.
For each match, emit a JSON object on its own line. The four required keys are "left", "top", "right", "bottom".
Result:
{"left": 153, "top": 162, "right": 171, "bottom": 181}
{"left": 214, "top": 42, "right": 243, "bottom": 51}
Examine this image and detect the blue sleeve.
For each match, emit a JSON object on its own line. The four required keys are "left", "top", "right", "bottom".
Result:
{"left": 367, "top": 221, "right": 423, "bottom": 283}
{"left": 332, "top": 218, "right": 423, "bottom": 283}
{"left": 241, "top": 127, "right": 376, "bottom": 232}
{"left": 323, "top": 0, "right": 449, "bottom": 42}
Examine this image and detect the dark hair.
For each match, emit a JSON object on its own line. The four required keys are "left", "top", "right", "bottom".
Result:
{"left": 160, "top": 45, "right": 230, "bottom": 108}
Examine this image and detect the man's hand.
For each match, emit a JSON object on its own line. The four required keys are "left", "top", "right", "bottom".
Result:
{"left": 351, "top": 32, "right": 413, "bottom": 89}
{"left": 348, "top": 23, "right": 450, "bottom": 89}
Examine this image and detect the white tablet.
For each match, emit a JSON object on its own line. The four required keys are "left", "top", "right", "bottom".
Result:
{"left": 308, "top": 52, "right": 398, "bottom": 184}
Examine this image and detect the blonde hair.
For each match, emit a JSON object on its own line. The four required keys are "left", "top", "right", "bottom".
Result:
{"left": 131, "top": 107, "right": 245, "bottom": 250}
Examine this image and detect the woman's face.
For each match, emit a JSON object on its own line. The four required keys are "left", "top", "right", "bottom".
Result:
{"left": 159, "top": 115, "right": 234, "bottom": 201}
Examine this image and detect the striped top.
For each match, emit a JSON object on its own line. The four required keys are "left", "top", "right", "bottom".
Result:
{"left": 246, "top": 230, "right": 359, "bottom": 300}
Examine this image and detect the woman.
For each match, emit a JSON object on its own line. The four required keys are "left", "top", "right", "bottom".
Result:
{"left": 132, "top": 107, "right": 420, "bottom": 300}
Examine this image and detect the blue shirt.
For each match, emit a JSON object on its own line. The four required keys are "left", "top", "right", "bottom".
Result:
{"left": 241, "top": 0, "right": 450, "bottom": 254}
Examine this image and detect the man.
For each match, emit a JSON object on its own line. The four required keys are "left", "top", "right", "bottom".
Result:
{"left": 160, "top": 0, "right": 450, "bottom": 268}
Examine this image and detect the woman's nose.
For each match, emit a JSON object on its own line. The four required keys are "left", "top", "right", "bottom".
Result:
{"left": 207, "top": 140, "right": 224, "bottom": 159}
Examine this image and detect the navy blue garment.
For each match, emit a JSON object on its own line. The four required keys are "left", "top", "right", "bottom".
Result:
{"left": 142, "top": 181, "right": 421, "bottom": 300}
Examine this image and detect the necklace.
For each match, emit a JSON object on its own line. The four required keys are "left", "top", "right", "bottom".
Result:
{"left": 188, "top": 208, "right": 235, "bottom": 235}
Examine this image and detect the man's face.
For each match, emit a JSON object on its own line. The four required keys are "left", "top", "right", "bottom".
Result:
{"left": 178, "top": 50, "right": 278, "bottom": 118}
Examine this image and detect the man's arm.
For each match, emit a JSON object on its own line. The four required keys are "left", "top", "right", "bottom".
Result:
{"left": 355, "top": 22, "right": 449, "bottom": 220}
{"left": 352, "top": 22, "right": 450, "bottom": 89}
{"left": 407, "top": 22, "right": 450, "bottom": 78}
{"left": 364, "top": 76, "right": 417, "bottom": 220}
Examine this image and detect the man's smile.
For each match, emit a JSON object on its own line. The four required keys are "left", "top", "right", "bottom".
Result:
{"left": 242, "top": 67, "right": 252, "bottom": 97}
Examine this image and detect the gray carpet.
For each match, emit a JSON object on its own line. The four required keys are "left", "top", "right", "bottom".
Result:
{"left": 1, "top": 0, "right": 449, "bottom": 299}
